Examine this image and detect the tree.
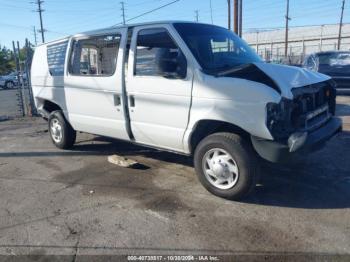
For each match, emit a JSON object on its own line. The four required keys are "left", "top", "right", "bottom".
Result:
{"left": 0, "top": 46, "right": 15, "bottom": 75}
{"left": 0, "top": 44, "right": 34, "bottom": 75}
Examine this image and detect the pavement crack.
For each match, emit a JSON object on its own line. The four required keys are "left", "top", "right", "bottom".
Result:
{"left": 72, "top": 235, "right": 80, "bottom": 262}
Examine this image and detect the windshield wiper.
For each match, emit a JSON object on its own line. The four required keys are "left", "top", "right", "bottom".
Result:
{"left": 203, "top": 63, "right": 251, "bottom": 77}
{"left": 216, "top": 63, "right": 253, "bottom": 77}
{"left": 203, "top": 64, "right": 239, "bottom": 76}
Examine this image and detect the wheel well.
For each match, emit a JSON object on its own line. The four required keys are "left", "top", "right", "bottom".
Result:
{"left": 189, "top": 120, "right": 250, "bottom": 154}
{"left": 43, "top": 100, "right": 62, "bottom": 113}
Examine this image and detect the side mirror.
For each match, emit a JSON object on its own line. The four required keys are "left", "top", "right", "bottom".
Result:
{"left": 157, "top": 49, "right": 187, "bottom": 79}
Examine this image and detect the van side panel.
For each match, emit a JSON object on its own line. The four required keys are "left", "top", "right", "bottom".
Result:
{"left": 31, "top": 43, "right": 67, "bottom": 114}
{"left": 31, "top": 30, "right": 130, "bottom": 141}
{"left": 182, "top": 70, "right": 281, "bottom": 153}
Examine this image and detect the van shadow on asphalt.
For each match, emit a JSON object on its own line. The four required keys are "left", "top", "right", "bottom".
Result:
{"left": 73, "top": 136, "right": 194, "bottom": 167}
{"left": 70, "top": 131, "right": 350, "bottom": 210}
{"left": 1, "top": 125, "right": 349, "bottom": 210}
{"left": 244, "top": 130, "right": 350, "bottom": 209}
{"left": 336, "top": 102, "right": 350, "bottom": 117}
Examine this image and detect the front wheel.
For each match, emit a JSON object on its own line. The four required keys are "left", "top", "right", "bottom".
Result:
{"left": 194, "top": 132, "right": 259, "bottom": 200}
{"left": 48, "top": 111, "right": 76, "bottom": 149}
{"left": 4, "top": 81, "right": 14, "bottom": 89}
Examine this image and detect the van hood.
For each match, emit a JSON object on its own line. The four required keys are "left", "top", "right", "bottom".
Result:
{"left": 216, "top": 62, "right": 331, "bottom": 99}
{"left": 253, "top": 62, "right": 331, "bottom": 99}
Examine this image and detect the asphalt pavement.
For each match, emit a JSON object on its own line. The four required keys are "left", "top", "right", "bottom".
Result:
{"left": 0, "top": 94, "right": 349, "bottom": 261}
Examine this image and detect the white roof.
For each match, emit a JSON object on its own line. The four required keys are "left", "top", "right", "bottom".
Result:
{"left": 38, "top": 20, "right": 204, "bottom": 46}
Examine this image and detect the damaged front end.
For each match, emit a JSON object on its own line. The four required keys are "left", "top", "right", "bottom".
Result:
{"left": 252, "top": 80, "right": 342, "bottom": 162}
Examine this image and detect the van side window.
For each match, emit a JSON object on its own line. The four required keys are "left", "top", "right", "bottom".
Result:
{"left": 47, "top": 41, "right": 68, "bottom": 76}
{"left": 69, "top": 35, "right": 121, "bottom": 76}
{"left": 135, "top": 28, "right": 185, "bottom": 78}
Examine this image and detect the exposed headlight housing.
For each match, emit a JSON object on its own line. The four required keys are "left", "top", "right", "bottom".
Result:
{"left": 266, "top": 98, "right": 295, "bottom": 141}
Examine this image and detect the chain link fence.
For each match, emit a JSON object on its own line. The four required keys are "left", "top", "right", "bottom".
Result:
{"left": 0, "top": 39, "right": 36, "bottom": 121}
{"left": 244, "top": 24, "right": 350, "bottom": 66}
{"left": 256, "top": 42, "right": 347, "bottom": 66}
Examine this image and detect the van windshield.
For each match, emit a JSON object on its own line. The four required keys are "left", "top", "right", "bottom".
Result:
{"left": 317, "top": 52, "right": 350, "bottom": 66}
{"left": 174, "top": 23, "right": 262, "bottom": 73}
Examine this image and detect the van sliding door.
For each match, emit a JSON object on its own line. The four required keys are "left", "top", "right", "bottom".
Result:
{"left": 64, "top": 28, "right": 130, "bottom": 140}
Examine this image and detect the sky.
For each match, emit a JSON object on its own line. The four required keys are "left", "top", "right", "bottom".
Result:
{"left": 0, "top": 0, "right": 348, "bottom": 48}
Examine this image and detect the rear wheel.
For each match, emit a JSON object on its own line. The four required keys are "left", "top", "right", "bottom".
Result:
{"left": 48, "top": 111, "right": 76, "bottom": 149}
{"left": 194, "top": 132, "right": 259, "bottom": 200}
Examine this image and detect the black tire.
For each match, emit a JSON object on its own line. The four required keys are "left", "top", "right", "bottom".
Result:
{"left": 194, "top": 132, "right": 259, "bottom": 200}
{"left": 4, "top": 81, "right": 14, "bottom": 89}
{"left": 48, "top": 111, "right": 76, "bottom": 149}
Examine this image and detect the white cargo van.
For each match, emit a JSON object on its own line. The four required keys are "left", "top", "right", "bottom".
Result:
{"left": 31, "top": 22, "right": 342, "bottom": 200}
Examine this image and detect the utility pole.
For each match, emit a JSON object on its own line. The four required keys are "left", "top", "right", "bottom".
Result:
{"left": 234, "top": 0, "right": 239, "bottom": 34}
{"left": 32, "top": 26, "right": 38, "bottom": 46}
{"left": 320, "top": 24, "right": 324, "bottom": 51}
{"left": 195, "top": 10, "right": 199, "bottom": 22}
{"left": 227, "top": 0, "right": 231, "bottom": 30}
{"left": 338, "top": 0, "right": 345, "bottom": 50}
{"left": 120, "top": 2, "right": 126, "bottom": 25}
{"left": 284, "top": 0, "right": 291, "bottom": 58}
{"left": 239, "top": 0, "right": 243, "bottom": 37}
{"left": 209, "top": 0, "right": 213, "bottom": 24}
{"left": 35, "top": 0, "right": 45, "bottom": 43}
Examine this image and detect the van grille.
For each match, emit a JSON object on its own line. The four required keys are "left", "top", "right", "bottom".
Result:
{"left": 291, "top": 81, "right": 336, "bottom": 131}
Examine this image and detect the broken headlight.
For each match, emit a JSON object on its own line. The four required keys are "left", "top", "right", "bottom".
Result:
{"left": 266, "top": 98, "right": 294, "bottom": 141}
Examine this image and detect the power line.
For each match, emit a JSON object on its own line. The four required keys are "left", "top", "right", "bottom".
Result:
{"left": 0, "top": 22, "right": 32, "bottom": 30}
{"left": 112, "top": 0, "right": 180, "bottom": 26}
{"left": 0, "top": 3, "right": 32, "bottom": 10}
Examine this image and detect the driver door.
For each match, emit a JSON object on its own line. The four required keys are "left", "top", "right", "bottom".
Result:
{"left": 126, "top": 25, "right": 193, "bottom": 152}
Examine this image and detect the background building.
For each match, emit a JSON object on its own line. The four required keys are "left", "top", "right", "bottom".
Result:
{"left": 243, "top": 23, "right": 350, "bottom": 64}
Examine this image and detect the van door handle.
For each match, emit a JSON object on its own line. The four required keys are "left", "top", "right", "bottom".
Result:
{"left": 129, "top": 95, "right": 135, "bottom": 107}
{"left": 113, "top": 94, "right": 121, "bottom": 106}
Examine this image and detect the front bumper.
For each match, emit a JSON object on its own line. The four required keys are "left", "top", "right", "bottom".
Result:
{"left": 251, "top": 117, "right": 342, "bottom": 163}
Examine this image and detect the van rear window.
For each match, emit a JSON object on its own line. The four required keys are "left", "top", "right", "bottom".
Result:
{"left": 47, "top": 41, "right": 68, "bottom": 76}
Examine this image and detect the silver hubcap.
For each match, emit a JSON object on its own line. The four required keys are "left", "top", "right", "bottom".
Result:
{"left": 50, "top": 119, "right": 63, "bottom": 143}
{"left": 202, "top": 148, "right": 239, "bottom": 190}
{"left": 7, "top": 82, "right": 13, "bottom": 88}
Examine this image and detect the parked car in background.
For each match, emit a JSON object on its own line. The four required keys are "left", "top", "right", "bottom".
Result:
{"left": 0, "top": 76, "right": 5, "bottom": 89}
{"left": 303, "top": 51, "right": 350, "bottom": 91}
{"left": 0, "top": 72, "right": 18, "bottom": 89}
{"left": 0, "top": 71, "right": 28, "bottom": 89}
